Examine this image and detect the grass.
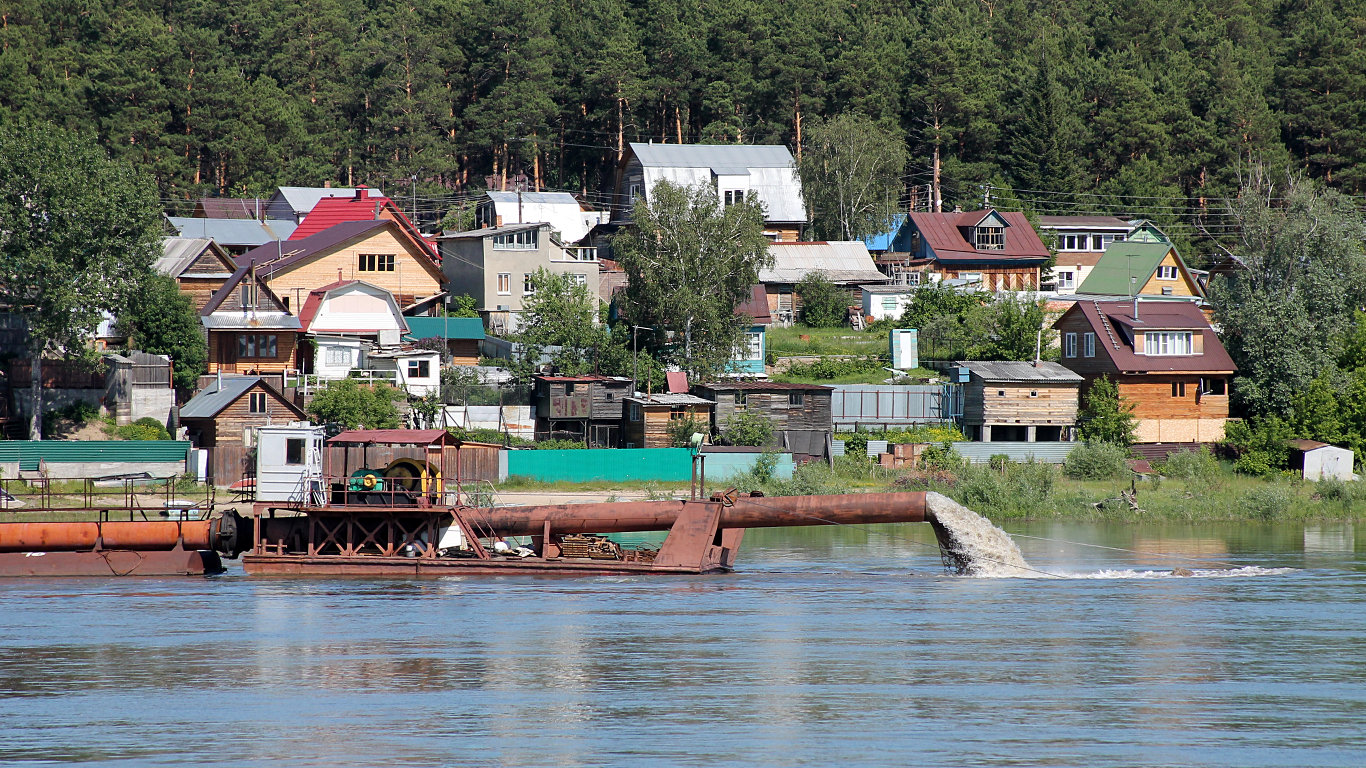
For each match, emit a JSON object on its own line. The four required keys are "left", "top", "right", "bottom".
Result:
{"left": 772, "top": 366, "right": 941, "bottom": 386}
{"left": 767, "top": 324, "right": 890, "bottom": 357}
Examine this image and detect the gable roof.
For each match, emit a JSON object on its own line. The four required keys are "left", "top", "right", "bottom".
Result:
{"left": 235, "top": 220, "right": 442, "bottom": 282}
{"left": 403, "top": 316, "right": 486, "bottom": 341}
{"left": 200, "top": 266, "right": 301, "bottom": 329}
{"left": 1054, "top": 300, "right": 1235, "bottom": 374}
{"left": 625, "top": 143, "right": 806, "bottom": 224}
{"left": 1076, "top": 241, "right": 1201, "bottom": 297}
{"left": 180, "top": 376, "right": 304, "bottom": 420}
{"left": 296, "top": 280, "right": 408, "bottom": 334}
{"left": 167, "top": 217, "right": 298, "bottom": 246}
{"left": 907, "top": 210, "right": 1050, "bottom": 263}
{"left": 289, "top": 189, "right": 434, "bottom": 257}
{"left": 156, "top": 238, "right": 235, "bottom": 278}
{"left": 629, "top": 142, "right": 796, "bottom": 170}
{"left": 735, "top": 285, "right": 772, "bottom": 324}
{"left": 272, "top": 187, "right": 385, "bottom": 218}
{"left": 760, "top": 241, "right": 887, "bottom": 284}
{"left": 956, "top": 360, "right": 1083, "bottom": 383}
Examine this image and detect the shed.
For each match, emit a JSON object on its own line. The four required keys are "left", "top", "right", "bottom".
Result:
{"left": 1288, "top": 440, "right": 1355, "bottom": 481}
{"left": 403, "top": 316, "right": 485, "bottom": 365}
{"left": 693, "top": 381, "right": 833, "bottom": 461}
{"left": 955, "top": 360, "right": 1082, "bottom": 442}
{"left": 179, "top": 375, "right": 308, "bottom": 485}
{"left": 623, "top": 393, "right": 716, "bottom": 449}
{"left": 861, "top": 284, "right": 914, "bottom": 321}
{"left": 532, "top": 375, "right": 634, "bottom": 447}
{"left": 323, "top": 428, "right": 500, "bottom": 488}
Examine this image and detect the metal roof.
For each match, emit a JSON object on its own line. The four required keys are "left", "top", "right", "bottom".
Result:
{"left": 697, "top": 381, "right": 832, "bottom": 391}
{"left": 328, "top": 429, "right": 452, "bottom": 445}
{"left": 1036, "top": 215, "right": 1131, "bottom": 230}
{"left": 629, "top": 142, "right": 795, "bottom": 170}
{"left": 1054, "top": 301, "right": 1236, "bottom": 374}
{"left": 180, "top": 376, "right": 303, "bottom": 420}
{"left": 167, "top": 217, "right": 297, "bottom": 245}
{"left": 955, "top": 360, "right": 1084, "bottom": 383}
{"left": 624, "top": 393, "right": 715, "bottom": 406}
{"left": 760, "top": 241, "right": 888, "bottom": 284}
{"left": 200, "top": 312, "right": 302, "bottom": 330}
{"left": 1075, "top": 242, "right": 1191, "bottom": 296}
{"left": 403, "top": 316, "right": 485, "bottom": 341}
{"left": 156, "top": 237, "right": 231, "bottom": 278}
{"left": 274, "top": 187, "right": 384, "bottom": 216}
{"left": 437, "top": 222, "right": 546, "bottom": 239}
{"left": 485, "top": 191, "right": 579, "bottom": 206}
{"left": 907, "top": 210, "right": 1050, "bottom": 263}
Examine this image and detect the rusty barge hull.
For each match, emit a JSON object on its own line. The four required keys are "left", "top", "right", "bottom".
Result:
{"left": 243, "top": 554, "right": 718, "bottom": 576}
{"left": 0, "top": 547, "right": 223, "bottom": 577}
{"left": 0, "top": 516, "right": 240, "bottom": 577}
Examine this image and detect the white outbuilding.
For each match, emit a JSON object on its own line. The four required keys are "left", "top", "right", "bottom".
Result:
{"left": 1288, "top": 439, "right": 1355, "bottom": 481}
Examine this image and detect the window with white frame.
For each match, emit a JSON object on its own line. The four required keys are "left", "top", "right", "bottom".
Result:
{"left": 569, "top": 273, "right": 588, "bottom": 287}
{"left": 628, "top": 183, "right": 642, "bottom": 202}
{"left": 249, "top": 392, "right": 267, "bottom": 414}
{"left": 1055, "top": 270, "right": 1075, "bottom": 289}
{"left": 1083, "top": 332, "right": 1095, "bottom": 357}
{"left": 1064, "top": 332, "right": 1078, "bottom": 358}
{"left": 1156, "top": 265, "right": 1179, "bottom": 280}
{"left": 1143, "top": 331, "right": 1193, "bottom": 355}
{"left": 325, "top": 346, "right": 351, "bottom": 367}
{"left": 237, "top": 334, "right": 277, "bottom": 360}
{"left": 881, "top": 296, "right": 899, "bottom": 311}
{"left": 497, "top": 273, "right": 511, "bottom": 294}
{"left": 629, "top": 403, "right": 642, "bottom": 422}
{"left": 744, "top": 330, "right": 762, "bottom": 360}
{"left": 523, "top": 273, "right": 536, "bottom": 294}
{"left": 907, "top": 271, "right": 921, "bottom": 285}
{"left": 975, "top": 226, "right": 1004, "bottom": 250}
{"left": 493, "top": 229, "right": 538, "bottom": 250}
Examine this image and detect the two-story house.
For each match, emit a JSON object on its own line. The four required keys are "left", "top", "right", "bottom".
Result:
{"left": 612, "top": 142, "right": 807, "bottom": 242}
{"left": 438, "top": 222, "right": 600, "bottom": 334}
{"left": 1053, "top": 300, "right": 1235, "bottom": 443}
{"left": 1035, "top": 215, "right": 1132, "bottom": 293}
{"left": 288, "top": 186, "right": 438, "bottom": 259}
{"left": 475, "top": 191, "right": 607, "bottom": 245}
{"left": 1075, "top": 241, "right": 1205, "bottom": 301}
{"left": 901, "top": 209, "right": 1051, "bottom": 291}
{"left": 200, "top": 266, "right": 302, "bottom": 376}
{"left": 236, "top": 219, "right": 444, "bottom": 311}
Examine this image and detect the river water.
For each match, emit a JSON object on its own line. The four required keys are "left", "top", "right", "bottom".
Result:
{"left": 1, "top": 520, "right": 1363, "bottom": 767}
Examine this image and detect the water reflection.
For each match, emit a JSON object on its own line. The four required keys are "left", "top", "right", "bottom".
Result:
{"left": 0, "top": 523, "right": 1362, "bottom": 767}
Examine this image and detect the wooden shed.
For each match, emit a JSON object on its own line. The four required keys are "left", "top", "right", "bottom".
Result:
{"left": 955, "top": 360, "right": 1082, "bottom": 442}
{"left": 532, "top": 374, "right": 634, "bottom": 447}
{"left": 622, "top": 394, "right": 716, "bottom": 449}
{"left": 693, "top": 381, "right": 833, "bottom": 461}
{"left": 179, "top": 375, "right": 307, "bottom": 485}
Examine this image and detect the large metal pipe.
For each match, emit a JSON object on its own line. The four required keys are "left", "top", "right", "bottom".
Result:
{"left": 471, "top": 492, "right": 928, "bottom": 537}
{"left": 0, "top": 520, "right": 219, "bottom": 554}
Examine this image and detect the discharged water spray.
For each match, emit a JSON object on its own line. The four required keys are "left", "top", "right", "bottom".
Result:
{"left": 925, "top": 492, "right": 1034, "bottom": 577}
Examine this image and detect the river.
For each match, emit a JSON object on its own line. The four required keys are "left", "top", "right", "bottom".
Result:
{"left": 1, "top": 521, "right": 1362, "bottom": 767}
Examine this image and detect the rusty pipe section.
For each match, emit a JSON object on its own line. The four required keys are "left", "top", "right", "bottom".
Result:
{"left": 473, "top": 492, "right": 928, "bottom": 537}
{"left": 0, "top": 519, "right": 223, "bottom": 554}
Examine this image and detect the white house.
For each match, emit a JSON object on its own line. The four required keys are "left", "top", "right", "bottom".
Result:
{"left": 367, "top": 348, "right": 442, "bottom": 397}
{"left": 475, "top": 191, "right": 606, "bottom": 245}
{"left": 861, "top": 285, "right": 914, "bottom": 321}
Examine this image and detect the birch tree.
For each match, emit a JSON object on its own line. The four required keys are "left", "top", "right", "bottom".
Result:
{"left": 611, "top": 181, "right": 771, "bottom": 381}
{"left": 0, "top": 121, "right": 161, "bottom": 438}
{"left": 798, "top": 113, "right": 908, "bottom": 241}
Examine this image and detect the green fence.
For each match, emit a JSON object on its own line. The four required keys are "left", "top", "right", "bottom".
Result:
{"left": 0, "top": 441, "right": 191, "bottom": 471}
{"left": 503, "top": 448, "right": 693, "bottom": 483}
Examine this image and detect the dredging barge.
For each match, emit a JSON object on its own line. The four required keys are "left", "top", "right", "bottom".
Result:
{"left": 0, "top": 427, "right": 934, "bottom": 577}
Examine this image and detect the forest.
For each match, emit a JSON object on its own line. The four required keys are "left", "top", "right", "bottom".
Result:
{"left": 0, "top": 0, "right": 1361, "bottom": 240}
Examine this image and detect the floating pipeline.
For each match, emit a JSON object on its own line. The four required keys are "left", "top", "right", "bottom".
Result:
{"left": 0, "top": 514, "right": 245, "bottom": 577}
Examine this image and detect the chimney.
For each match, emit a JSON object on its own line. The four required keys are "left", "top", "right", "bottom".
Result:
{"left": 496, "top": 214, "right": 504, "bottom": 227}
{"left": 355, "top": 185, "right": 369, "bottom": 200}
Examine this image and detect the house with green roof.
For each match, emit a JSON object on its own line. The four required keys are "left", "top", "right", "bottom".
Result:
{"left": 1075, "top": 241, "right": 1204, "bottom": 300}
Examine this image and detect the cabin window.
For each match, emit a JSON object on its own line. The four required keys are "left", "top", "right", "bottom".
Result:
{"left": 569, "top": 273, "right": 588, "bottom": 287}
{"left": 670, "top": 406, "right": 688, "bottom": 420}
{"left": 734, "top": 391, "right": 747, "bottom": 407}
{"left": 285, "top": 438, "right": 305, "bottom": 465}
{"left": 789, "top": 392, "right": 805, "bottom": 406}
{"left": 1030, "top": 390, "right": 1038, "bottom": 398}
{"left": 1161, "top": 286, "right": 1173, "bottom": 296}
{"left": 744, "top": 331, "right": 763, "bottom": 360}
{"left": 1172, "top": 381, "right": 1187, "bottom": 398}
{"left": 997, "top": 390, "right": 1006, "bottom": 397}
{"left": 975, "top": 226, "right": 1004, "bottom": 250}
{"left": 1063, "top": 332, "right": 1077, "bottom": 358}
{"left": 1092, "top": 235, "right": 1105, "bottom": 250}
{"left": 881, "top": 296, "right": 899, "bottom": 311}
{"left": 493, "top": 229, "right": 538, "bottom": 250}
{"left": 497, "top": 273, "right": 511, "bottom": 294}
{"left": 1083, "top": 333, "right": 1095, "bottom": 358}
{"left": 240, "top": 281, "right": 258, "bottom": 308}
{"left": 249, "top": 392, "right": 267, "bottom": 413}
{"left": 238, "top": 334, "right": 277, "bottom": 360}
{"left": 723, "top": 190, "right": 745, "bottom": 206}
{"left": 629, "top": 403, "right": 642, "bottom": 422}
{"left": 358, "top": 253, "right": 395, "bottom": 272}
{"left": 408, "top": 360, "right": 431, "bottom": 379}
{"left": 628, "top": 183, "right": 642, "bottom": 202}
{"left": 523, "top": 273, "right": 536, "bottom": 295}
{"left": 1200, "top": 377, "right": 1227, "bottom": 396}
{"left": 565, "top": 383, "right": 576, "bottom": 395}
{"left": 1157, "top": 265, "right": 1178, "bottom": 280}
{"left": 1144, "top": 331, "right": 1193, "bottom": 356}
{"left": 907, "top": 271, "right": 921, "bottom": 285}
{"left": 1056, "top": 270, "right": 1075, "bottom": 289}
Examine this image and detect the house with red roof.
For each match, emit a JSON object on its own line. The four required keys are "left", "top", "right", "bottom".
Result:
{"left": 902, "top": 209, "right": 1051, "bottom": 291}
{"left": 289, "top": 187, "right": 437, "bottom": 260}
{"left": 1053, "top": 300, "right": 1236, "bottom": 443}
{"left": 236, "top": 219, "right": 444, "bottom": 311}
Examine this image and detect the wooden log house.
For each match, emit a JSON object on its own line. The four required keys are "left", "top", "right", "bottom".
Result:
{"left": 693, "top": 382, "right": 833, "bottom": 461}
{"left": 622, "top": 394, "right": 716, "bottom": 449}
{"left": 954, "top": 360, "right": 1083, "bottom": 442}
{"left": 532, "top": 375, "right": 634, "bottom": 447}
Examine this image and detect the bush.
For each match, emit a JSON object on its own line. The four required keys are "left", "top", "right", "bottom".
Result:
{"left": 1063, "top": 442, "right": 1131, "bottom": 480}
{"left": 723, "top": 410, "right": 774, "bottom": 447}
{"left": 796, "top": 272, "right": 847, "bottom": 327}
{"left": 1159, "top": 447, "right": 1220, "bottom": 481}
{"left": 988, "top": 454, "right": 1011, "bottom": 472}
{"left": 920, "top": 442, "right": 964, "bottom": 472}
{"left": 842, "top": 432, "right": 868, "bottom": 457}
{"left": 447, "top": 427, "right": 533, "bottom": 447}
{"left": 1241, "top": 484, "right": 1293, "bottom": 520}
{"left": 109, "top": 416, "right": 171, "bottom": 441}
{"left": 307, "top": 380, "right": 402, "bottom": 429}
{"left": 782, "top": 355, "right": 885, "bottom": 380}
{"left": 666, "top": 416, "right": 708, "bottom": 448}
{"left": 1315, "top": 477, "right": 1359, "bottom": 504}
{"left": 534, "top": 439, "right": 587, "bottom": 450}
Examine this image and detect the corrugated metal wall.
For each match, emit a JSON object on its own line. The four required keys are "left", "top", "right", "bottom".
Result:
{"left": 0, "top": 440, "right": 190, "bottom": 470}
{"left": 830, "top": 385, "right": 955, "bottom": 428}
{"left": 953, "top": 441, "right": 1076, "bottom": 464}
{"left": 505, "top": 448, "right": 693, "bottom": 483}
{"left": 701, "top": 452, "right": 795, "bottom": 481}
